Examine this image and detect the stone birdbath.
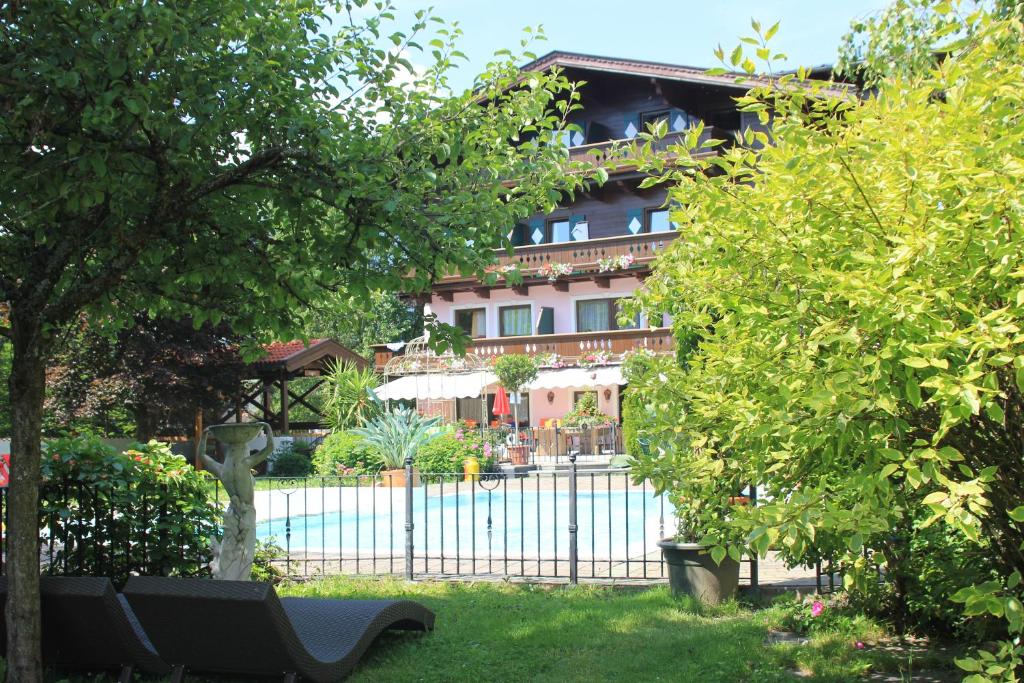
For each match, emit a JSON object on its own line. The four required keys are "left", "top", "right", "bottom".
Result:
{"left": 197, "top": 422, "right": 274, "bottom": 581}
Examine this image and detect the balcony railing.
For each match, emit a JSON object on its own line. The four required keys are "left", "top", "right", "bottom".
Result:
{"left": 374, "top": 327, "right": 674, "bottom": 370}
{"left": 436, "top": 231, "right": 676, "bottom": 286}
{"left": 566, "top": 126, "right": 723, "bottom": 167}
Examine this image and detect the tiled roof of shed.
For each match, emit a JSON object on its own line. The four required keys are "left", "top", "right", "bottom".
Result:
{"left": 256, "top": 339, "right": 328, "bottom": 365}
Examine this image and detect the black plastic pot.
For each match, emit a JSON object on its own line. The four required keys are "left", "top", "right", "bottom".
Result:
{"left": 657, "top": 539, "right": 740, "bottom": 604}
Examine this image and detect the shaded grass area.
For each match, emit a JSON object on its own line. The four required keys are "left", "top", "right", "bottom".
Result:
{"left": 1, "top": 577, "right": 959, "bottom": 682}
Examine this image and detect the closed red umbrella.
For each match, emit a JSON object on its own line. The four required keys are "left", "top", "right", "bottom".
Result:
{"left": 492, "top": 385, "right": 510, "bottom": 417}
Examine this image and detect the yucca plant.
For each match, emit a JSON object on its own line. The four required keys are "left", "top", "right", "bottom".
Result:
{"left": 322, "top": 360, "right": 383, "bottom": 431}
{"left": 351, "top": 407, "right": 442, "bottom": 470}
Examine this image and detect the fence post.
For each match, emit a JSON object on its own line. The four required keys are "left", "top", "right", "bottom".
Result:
{"left": 568, "top": 452, "right": 578, "bottom": 585}
{"left": 404, "top": 454, "right": 414, "bottom": 581}
{"left": 748, "top": 484, "right": 758, "bottom": 589}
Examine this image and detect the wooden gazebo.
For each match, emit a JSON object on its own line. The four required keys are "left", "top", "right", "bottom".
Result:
{"left": 221, "top": 338, "right": 368, "bottom": 433}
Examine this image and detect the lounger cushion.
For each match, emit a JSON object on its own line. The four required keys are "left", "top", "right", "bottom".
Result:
{"left": 123, "top": 576, "right": 434, "bottom": 682}
{"left": 0, "top": 576, "right": 169, "bottom": 675}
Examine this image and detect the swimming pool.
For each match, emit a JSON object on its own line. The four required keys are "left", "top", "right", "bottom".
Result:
{"left": 256, "top": 487, "right": 675, "bottom": 559}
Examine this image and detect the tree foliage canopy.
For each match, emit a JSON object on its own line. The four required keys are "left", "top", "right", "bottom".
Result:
{"left": 630, "top": 8, "right": 1024, "bottom": 676}
{"left": 0, "top": 1, "right": 595, "bottom": 677}
{"left": 0, "top": 0, "right": 590, "bottom": 346}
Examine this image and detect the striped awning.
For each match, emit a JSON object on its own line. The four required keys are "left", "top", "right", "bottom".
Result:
{"left": 375, "top": 371, "right": 497, "bottom": 401}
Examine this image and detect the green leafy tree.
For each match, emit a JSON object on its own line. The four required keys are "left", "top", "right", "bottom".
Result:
{"left": 493, "top": 354, "right": 539, "bottom": 436}
{"left": 0, "top": 1, "right": 593, "bottom": 677}
{"left": 631, "top": 8, "right": 1024, "bottom": 678}
{"left": 306, "top": 290, "right": 419, "bottom": 358}
{"left": 44, "top": 314, "right": 245, "bottom": 440}
{"left": 322, "top": 360, "right": 383, "bottom": 431}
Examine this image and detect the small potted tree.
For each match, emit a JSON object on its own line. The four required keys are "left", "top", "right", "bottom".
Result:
{"left": 657, "top": 495, "right": 740, "bottom": 605}
{"left": 493, "top": 354, "right": 539, "bottom": 466}
{"left": 352, "top": 407, "right": 441, "bottom": 487}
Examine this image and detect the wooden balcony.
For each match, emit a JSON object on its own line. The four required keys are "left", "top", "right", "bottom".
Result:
{"left": 373, "top": 327, "right": 674, "bottom": 371}
{"left": 566, "top": 126, "right": 723, "bottom": 168}
{"left": 435, "top": 231, "right": 677, "bottom": 292}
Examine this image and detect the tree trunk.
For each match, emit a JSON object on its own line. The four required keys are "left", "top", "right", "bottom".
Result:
{"left": 6, "top": 313, "right": 46, "bottom": 683}
{"left": 133, "top": 406, "right": 159, "bottom": 443}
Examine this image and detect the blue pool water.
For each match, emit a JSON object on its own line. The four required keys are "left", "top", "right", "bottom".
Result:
{"left": 256, "top": 488, "right": 674, "bottom": 559}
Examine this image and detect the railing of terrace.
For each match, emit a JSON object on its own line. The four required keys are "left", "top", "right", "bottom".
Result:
{"left": 479, "top": 424, "right": 624, "bottom": 464}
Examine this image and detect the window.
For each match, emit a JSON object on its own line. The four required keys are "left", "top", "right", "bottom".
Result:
{"left": 499, "top": 305, "right": 532, "bottom": 337}
{"left": 646, "top": 208, "right": 672, "bottom": 233}
{"left": 456, "top": 396, "right": 485, "bottom": 424}
{"left": 576, "top": 298, "right": 639, "bottom": 332}
{"left": 640, "top": 109, "right": 671, "bottom": 132}
{"left": 454, "top": 308, "right": 487, "bottom": 338}
{"left": 548, "top": 218, "right": 571, "bottom": 244}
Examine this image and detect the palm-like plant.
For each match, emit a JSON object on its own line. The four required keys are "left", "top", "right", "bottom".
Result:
{"left": 351, "top": 407, "right": 442, "bottom": 470}
{"left": 322, "top": 360, "right": 383, "bottom": 431}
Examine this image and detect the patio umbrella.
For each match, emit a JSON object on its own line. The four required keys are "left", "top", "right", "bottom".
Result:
{"left": 492, "top": 385, "right": 511, "bottom": 420}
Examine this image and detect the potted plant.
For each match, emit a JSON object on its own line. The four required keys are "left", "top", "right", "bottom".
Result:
{"left": 352, "top": 407, "right": 441, "bottom": 487}
{"left": 658, "top": 496, "right": 740, "bottom": 604}
{"left": 493, "top": 354, "right": 539, "bottom": 465}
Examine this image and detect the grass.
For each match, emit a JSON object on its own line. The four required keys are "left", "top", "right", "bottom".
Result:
{"left": 2, "top": 577, "right": 960, "bottom": 682}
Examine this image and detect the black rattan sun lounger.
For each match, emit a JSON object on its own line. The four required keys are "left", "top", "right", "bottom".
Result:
{"left": 122, "top": 576, "right": 435, "bottom": 682}
{"left": 0, "top": 576, "right": 169, "bottom": 682}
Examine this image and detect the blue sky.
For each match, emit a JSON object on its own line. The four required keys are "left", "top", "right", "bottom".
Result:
{"left": 381, "top": 0, "right": 894, "bottom": 91}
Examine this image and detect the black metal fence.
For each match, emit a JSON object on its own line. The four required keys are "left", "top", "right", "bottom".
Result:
{"left": 0, "top": 459, "right": 758, "bottom": 588}
{"left": 239, "top": 459, "right": 759, "bottom": 586}
{"left": 0, "top": 481, "right": 214, "bottom": 584}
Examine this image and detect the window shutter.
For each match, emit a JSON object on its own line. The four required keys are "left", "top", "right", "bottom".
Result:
{"left": 569, "top": 122, "right": 587, "bottom": 147}
{"left": 569, "top": 214, "right": 588, "bottom": 241}
{"left": 508, "top": 223, "right": 527, "bottom": 247}
{"left": 626, "top": 208, "right": 644, "bottom": 235}
{"left": 528, "top": 218, "right": 545, "bottom": 245}
{"left": 537, "top": 307, "right": 554, "bottom": 335}
{"left": 669, "top": 109, "right": 689, "bottom": 132}
{"left": 622, "top": 114, "right": 638, "bottom": 139}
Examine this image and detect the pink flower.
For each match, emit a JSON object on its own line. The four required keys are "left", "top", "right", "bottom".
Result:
{"left": 454, "top": 430, "right": 464, "bottom": 441}
{"left": 811, "top": 601, "right": 824, "bottom": 617}
{"left": 483, "top": 443, "right": 492, "bottom": 456}
{"left": 854, "top": 641, "right": 865, "bottom": 650}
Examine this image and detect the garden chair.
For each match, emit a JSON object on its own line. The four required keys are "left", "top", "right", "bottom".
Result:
{"left": 0, "top": 576, "right": 170, "bottom": 682}
{"left": 122, "top": 576, "right": 435, "bottom": 682}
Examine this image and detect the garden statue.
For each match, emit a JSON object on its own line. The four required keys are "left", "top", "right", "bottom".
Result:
{"left": 197, "top": 422, "right": 274, "bottom": 581}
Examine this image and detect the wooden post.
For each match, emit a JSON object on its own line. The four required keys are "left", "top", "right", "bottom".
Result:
{"left": 193, "top": 408, "right": 204, "bottom": 470}
{"left": 262, "top": 380, "right": 273, "bottom": 423}
{"left": 280, "top": 376, "right": 290, "bottom": 434}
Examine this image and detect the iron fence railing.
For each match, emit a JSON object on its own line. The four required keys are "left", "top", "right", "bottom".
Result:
{"left": 0, "top": 460, "right": 759, "bottom": 588}
{"left": 239, "top": 462, "right": 760, "bottom": 586}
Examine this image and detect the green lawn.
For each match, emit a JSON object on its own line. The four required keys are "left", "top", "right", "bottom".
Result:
{"left": 1, "top": 577, "right": 959, "bottom": 682}
{"left": 281, "top": 578, "right": 952, "bottom": 683}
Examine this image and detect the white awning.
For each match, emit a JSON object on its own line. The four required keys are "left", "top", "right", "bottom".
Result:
{"left": 526, "top": 366, "right": 625, "bottom": 390}
{"left": 375, "top": 371, "right": 497, "bottom": 401}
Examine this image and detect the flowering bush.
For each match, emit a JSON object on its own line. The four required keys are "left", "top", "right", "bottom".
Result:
{"left": 538, "top": 262, "right": 573, "bottom": 281}
{"left": 536, "top": 353, "right": 564, "bottom": 368}
{"left": 414, "top": 428, "right": 496, "bottom": 481}
{"left": 597, "top": 253, "right": 634, "bottom": 272}
{"left": 39, "top": 435, "right": 219, "bottom": 585}
{"left": 578, "top": 350, "right": 612, "bottom": 368}
{"left": 779, "top": 594, "right": 868, "bottom": 638}
{"left": 561, "top": 392, "right": 612, "bottom": 430}
{"left": 311, "top": 431, "right": 381, "bottom": 477}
